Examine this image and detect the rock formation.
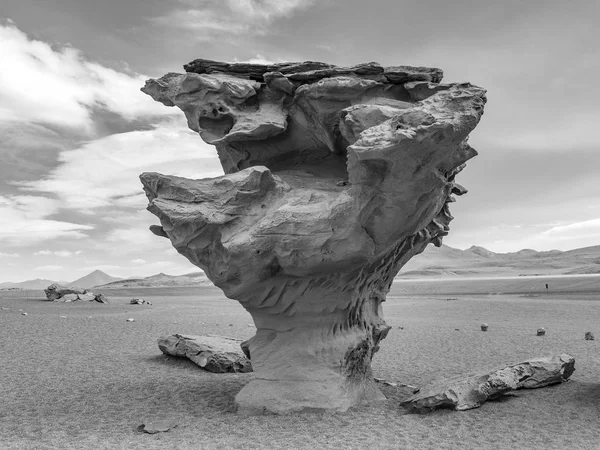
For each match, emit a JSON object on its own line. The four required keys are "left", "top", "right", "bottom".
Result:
{"left": 44, "top": 284, "right": 108, "bottom": 303}
{"left": 140, "top": 58, "right": 486, "bottom": 414}
{"left": 401, "top": 354, "right": 575, "bottom": 413}
{"left": 158, "top": 334, "right": 252, "bottom": 373}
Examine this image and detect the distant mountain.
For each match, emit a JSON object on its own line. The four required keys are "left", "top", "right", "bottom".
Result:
{"left": 465, "top": 245, "right": 498, "bottom": 258}
{"left": 94, "top": 271, "right": 213, "bottom": 289}
{"left": 69, "top": 270, "right": 122, "bottom": 288}
{"left": 398, "top": 244, "right": 600, "bottom": 278}
{"left": 0, "top": 278, "right": 58, "bottom": 290}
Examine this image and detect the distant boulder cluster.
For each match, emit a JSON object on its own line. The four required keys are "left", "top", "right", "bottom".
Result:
{"left": 44, "top": 284, "right": 108, "bottom": 303}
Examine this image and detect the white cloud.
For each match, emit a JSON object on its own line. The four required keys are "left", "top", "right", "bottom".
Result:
{"left": 20, "top": 117, "right": 223, "bottom": 210}
{"left": 469, "top": 218, "right": 600, "bottom": 253}
{"left": 0, "top": 21, "right": 175, "bottom": 133}
{"left": 540, "top": 218, "right": 600, "bottom": 242}
{"left": 151, "top": 0, "right": 316, "bottom": 38}
{"left": 0, "top": 252, "right": 20, "bottom": 257}
{"left": 33, "top": 265, "right": 64, "bottom": 271}
{"left": 0, "top": 195, "right": 93, "bottom": 246}
{"left": 234, "top": 54, "right": 277, "bottom": 64}
{"left": 34, "top": 249, "right": 83, "bottom": 257}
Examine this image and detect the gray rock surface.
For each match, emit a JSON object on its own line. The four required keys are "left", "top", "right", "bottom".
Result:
{"left": 44, "top": 284, "right": 84, "bottom": 300}
{"left": 158, "top": 334, "right": 252, "bottom": 373}
{"left": 140, "top": 58, "right": 486, "bottom": 414}
{"left": 401, "top": 354, "right": 575, "bottom": 413}
{"left": 44, "top": 284, "right": 108, "bottom": 303}
{"left": 60, "top": 293, "right": 79, "bottom": 302}
{"left": 130, "top": 298, "right": 152, "bottom": 305}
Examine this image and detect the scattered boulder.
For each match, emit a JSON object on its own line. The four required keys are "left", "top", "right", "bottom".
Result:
{"left": 480, "top": 323, "right": 488, "bottom": 331}
{"left": 158, "top": 334, "right": 252, "bottom": 373}
{"left": 126, "top": 318, "right": 135, "bottom": 322}
{"left": 537, "top": 328, "right": 546, "bottom": 336}
{"left": 585, "top": 332, "right": 595, "bottom": 341}
{"left": 130, "top": 298, "right": 152, "bottom": 305}
{"left": 44, "top": 284, "right": 84, "bottom": 300}
{"left": 401, "top": 354, "right": 575, "bottom": 413}
{"left": 44, "top": 284, "right": 108, "bottom": 303}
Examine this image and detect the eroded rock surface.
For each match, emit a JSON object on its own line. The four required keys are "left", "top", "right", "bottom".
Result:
{"left": 44, "top": 284, "right": 84, "bottom": 300}
{"left": 401, "top": 354, "right": 575, "bottom": 413}
{"left": 158, "top": 334, "right": 252, "bottom": 373}
{"left": 44, "top": 284, "right": 108, "bottom": 303}
{"left": 140, "top": 58, "right": 486, "bottom": 414}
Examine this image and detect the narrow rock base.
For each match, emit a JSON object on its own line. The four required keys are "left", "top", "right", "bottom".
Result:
{"left": 236, "top": 378, "right": 385, "bottom": 415}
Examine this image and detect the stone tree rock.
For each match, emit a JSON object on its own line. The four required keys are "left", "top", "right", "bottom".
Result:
{"left": 140, "top": 58, "right": 486, "bottom": 414}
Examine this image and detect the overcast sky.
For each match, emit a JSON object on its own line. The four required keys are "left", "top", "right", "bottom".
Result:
{"left": 1, "top": 0, "right": 599, "bottom": 282}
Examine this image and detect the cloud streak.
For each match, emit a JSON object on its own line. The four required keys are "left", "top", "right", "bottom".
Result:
{"left": 0, "top": 195, "right": 93, "bottom": 247}
{"left": 150, "top": 0, "right": 316, "bottom": 40}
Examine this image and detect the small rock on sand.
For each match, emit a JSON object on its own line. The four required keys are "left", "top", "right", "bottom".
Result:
{"left": 21, "top": 312, "right": 28, "bottom": 316}
{"left": 126, "top": 318, "right": 135, "bottom": 322}
{"left": 1, "top": 307, "right": 9, "bottom": 310}
{"left": 537, "top": 328, "right": 546, "bottom": 336}
{"left": 137, "top": 419, "right": 177, "bottom": 434}
{"left": 585, "top": 332, "right": 595, "bottom": 341}
{"left": 480, "top": 323, "right": 488, "bottom": 331}
{"left": 130, "top": 298, "right": 152, "bottom": 305}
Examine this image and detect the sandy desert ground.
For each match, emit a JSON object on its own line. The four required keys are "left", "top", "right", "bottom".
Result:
{"left": 1, "top": 276, "right": 599, "bottom": 449}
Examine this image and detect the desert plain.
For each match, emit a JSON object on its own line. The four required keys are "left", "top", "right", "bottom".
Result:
{"left": 1, "top": 275, "right": 599, "bottom": 450}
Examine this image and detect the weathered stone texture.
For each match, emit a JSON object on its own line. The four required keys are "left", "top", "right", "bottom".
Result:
{"left": 158, "top": 334, "right": 252, "bottom": 373}
{"left": 140, "top": 59, "right": 486, "bottom": 414}
{"left": 401, "top": 354, "right": 575, "bottom": 413}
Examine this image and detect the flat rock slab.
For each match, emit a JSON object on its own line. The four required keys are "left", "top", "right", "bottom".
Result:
{"left": 158, "top": 334, "right": 252, "bottom": 373}
{"left": 401, "top": 354, "right": 575, "bottom": 413}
